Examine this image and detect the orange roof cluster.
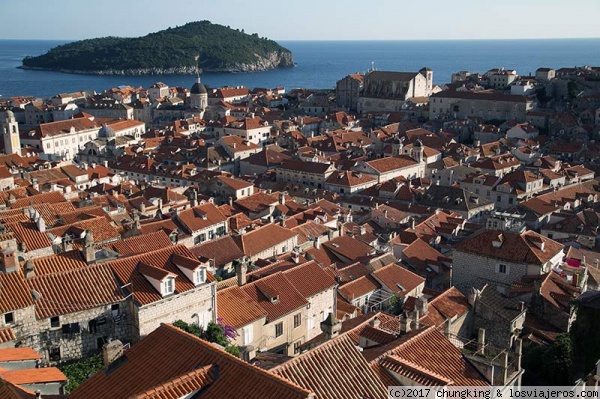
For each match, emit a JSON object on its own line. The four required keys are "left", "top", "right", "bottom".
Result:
{"left": 71, "top": 323, "right": 312, "bottom": 399}
{"left": 28, "top": 263, "right": 125, "bottom": 319}
{"left": 106, "top": 245, "right": 215, "bottom": 306}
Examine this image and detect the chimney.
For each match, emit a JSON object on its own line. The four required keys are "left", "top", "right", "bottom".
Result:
{"left": 36, "top": 215, "right": 46, "bottom": 233}
{"left": 411, "top": 217, "right": 416, "bottom": 230}
{"left": 370, "top": 316, "right": 381, "bottom": 328}
{"left": 477, "top": 328, "right": 486, "bottom": 354}
{"left": 314, "top": 235, "right": 321, "bottom": 249}
{"left": 519, "top": 301, "right": 525, "bottom": 312}
{"left": 190, "top": 189, "right": 198, "bottom": 207}
{"left": 235, "top": 259, "right": 248, "bottom": 286}
{"left": 320, "top": 312, "right": 341, "bottom": 340}
{"left": 416, "top": 296, "right": 428, "bottom": 315}
{"left": 400, "top": 314, "right": 412, "bottom": 334}
{"left": 292, "top": 250, "right": 300, "bottom": 264}
{"left": 228, "top": 197, "right": 233, "bottom": 207}
{"left": 133, "top": 210, "right": 141, "bottom": 231}
{"left": 35, "top": 390, "right": 42, "bottom": 399}
{"left": 157, "top": 198, "right": 163, "bottom": 211}
{"left": 24, "top": 260, "right": 35, "bottom": 279}
{"left": 102, "top": 339, "right": 124, "bottom": 367}
{"left": 412, "top": 309, "right": 420, "bottom": 329}
{"left": 0, "top": 248, "right": 17, "bottom": 273}
{"left": 83, "top": 229, "right": 95, "bottom": 264}
{"left": 279, "top": 192, "right": 286, "bottom": 205}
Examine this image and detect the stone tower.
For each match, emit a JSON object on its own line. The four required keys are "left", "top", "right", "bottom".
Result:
{"left": 412, "top": 139, "right": 424, "bottom": 164}
{"left": 190, "top": 55, "right": 208, "bottom": 116}
{"left": 392, "top": 135, "right": 403, "bottom": 156}
{"left": 419, "top": 67, "right": 433, "bottom": 96}
{"left": 2, "top": 110, "right": 21, "bottom": 155}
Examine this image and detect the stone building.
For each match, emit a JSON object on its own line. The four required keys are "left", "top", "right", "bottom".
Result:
{"left": 452, "top": 230, "right": 564, "bottom": 294}
{"left": 357, "top": 68, "right": 433, "bottom": 114}
{"left": 106, "top": 245, "right": 217, "bottom": 339}
{"left": 430, "top": 90, "right": 534, "bottom": 121}
{"left": 336, "top": 73, "right": 364, "bottom": 111}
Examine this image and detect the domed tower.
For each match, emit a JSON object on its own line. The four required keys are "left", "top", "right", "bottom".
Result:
{"left": 2, "top": 110, "right": 21, "bottom": 155}
{"left": 190, "top": 55, "right": 208, "bottom": 115}
{"left": 392, "top": 135, "right": 403, "bottom": 156}
{"left": 412, "top": 139, "right": 424, "bottom": 163}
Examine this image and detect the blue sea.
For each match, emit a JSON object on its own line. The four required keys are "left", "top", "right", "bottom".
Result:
{"left": 1, "top": 39, "right": 600, "bottom": 99}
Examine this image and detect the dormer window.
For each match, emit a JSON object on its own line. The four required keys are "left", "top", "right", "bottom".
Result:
{"left": 195, "top": 268, "right": 206, "bottom": 285}
{"left": 163, "top": 277, "right": 175, "bottom": 295}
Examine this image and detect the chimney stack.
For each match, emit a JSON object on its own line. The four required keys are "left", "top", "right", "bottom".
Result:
{"left": 400, "top": 314, "right": 412, "bottom": 334}
{"left": 83, "top": 230, "right": 95, "bottom": 264}
{"left": 236, "top": 258, "right": 248, "bottom": 286}
{"left": 102, "top": 339, "right": 124, "bottom": 367}
{"left": 320, "top": 312, "right": 341, "bottom": 340}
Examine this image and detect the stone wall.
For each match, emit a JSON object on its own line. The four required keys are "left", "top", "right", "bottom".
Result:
{"left": 135, "top": 283, "right": 216, "bottom": 339}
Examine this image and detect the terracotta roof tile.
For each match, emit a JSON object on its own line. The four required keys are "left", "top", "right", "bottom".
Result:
{"left": 282, "top": 261, "right": 337, "bottom": 298}
{"left": 70, "top": 324, "right": 312, "bottom": 399}
{"left": 106, "top": 231, "right": 174, "bottom": 256}
{"left": 176, "top": 203, "right": 227, "bottom": 234}
{"left": 0, "top": 327, "right": 15, "bottom": 344}
{"left": 454, "top": 230, "right": 564, "bottom": 266}
{"left": 372, "top": 264, "right": 425, "bottom": 297}
{"left": 373, "top": 327, "right": 489, "bottom": 386}
{"left": 217, "top": 286, "right": 268, "bottom": 329}
{"left": 272, "top": 334, "right": 387, "bottom": 399}
{"left": 0, "top": 271, "right": 34, "bottom": 313}
{"left": 27, "top": 263, "right": 125, "bottom": 319}
{"left": 0, "top": 367, "right": 66, "bottom": 385}
{"left": 107, "top": 245, "right": 215, "bottom": 306}
{"left": 421, "top": 287, "right": 471, "bottom": 328}
{"left": 237, "top": 224, "right": 297, "bottom": 257}
{"left": 241, "top": 273, "right": 308, "bottom": 322}
{"left": 190, "top": 235, "right": 244, "bottom": 268}
{"left": 0, "top": 348, "right": 41, "bottom": 362}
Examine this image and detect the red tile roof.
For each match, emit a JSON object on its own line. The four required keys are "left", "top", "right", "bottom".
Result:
{"left": 241, "top": 273, "right": 308, "bottom": 322}
{"left": 272, "top": 334, "right": 387, "bottom": 399}
{"left": 0, "top": 348, "right": 41, "bottom": 362}
{"left": 0, "top": 271, "right": 34, "bottom": 313}
{"left": 421, "top": 287, "right": 471, "bottom": 327}
{"left": 106, "top": 245, "right": 215, "bottom": 306}
{"left": 373, "top": 326, "right": 489, "bottom": 386}
{"left": 176, "top": 203, "right": 227, "bottom": 233}
{"left": 27, "top": 263, "right": 125, "bottom": 319}
{"left": 217, "top": 286, "right": 268, "bottom": 329}
{"left": 236, "top": 224, "right": 297, "bottom": 257}
{"left": 454, "top": 230, "right": 564, "bottom": 266}
{"left": 371, "top": 263, "right": 425, "bottom": 297}
{"left": 0, "top": 367, "right": 66, "bottom": 385}
{"left": 282, "top": 261, "right": 337, "bottom": 298}
{"left": 71, "top": 324, "right": 312, "bottom": 399}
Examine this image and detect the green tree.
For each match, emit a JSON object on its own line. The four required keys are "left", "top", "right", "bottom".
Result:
{"left": 570, "top": 302, "right": 600, "bottom": 376}
{"left": 59, "top": 354, "right": 103, "bottom": 393}
{"left": 172, "top": 319, "right": 240, "bottom": 357}
{"left": 541, "top": 334, "right": 572, "bottom": 385}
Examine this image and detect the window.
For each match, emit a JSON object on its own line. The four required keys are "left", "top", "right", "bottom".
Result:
{"left": 111, "top": 304, "right": 120, "bottom": 317}
{"left": 294, "top": 341, "right": 302, "bottom": 354}
{"left": 243, "top": 325, "right": 253, "bottom": 345}
{"left": 281, "top": 246, "right": 287, "bottom": 253}
{"left": 163, "top": 278, "right": 174, "bottom": 295}
{"left": 307, "top": 317, "right": 315, "bottom": 330}
{"left": 195, "top": 268, "right": 206, "bottom": 284}
{"left": 49, "top": 347, "right": 61, "bottom": 362}
{"left": 294, "top": 313, "right": 302, "bottom": 328}
{"left": 50, "top": 316, "right": 60, "bottom": 328}
{"left": 497, "top": 264, "right": 509, "bottom": 275}
{"left": 275, "top": 322, "right": 283, "bottom": 337}
{"left": 4, "top": 312, "right": 14, "bottom": 325}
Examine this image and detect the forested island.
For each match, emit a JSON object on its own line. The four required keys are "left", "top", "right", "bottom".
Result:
{"left": 20, "top": 21, "right": 294, "bottom": 75}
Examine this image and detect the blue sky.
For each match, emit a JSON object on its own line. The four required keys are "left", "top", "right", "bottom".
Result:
{"left": 1, "top": 0, "right": 599, "bottom": 41}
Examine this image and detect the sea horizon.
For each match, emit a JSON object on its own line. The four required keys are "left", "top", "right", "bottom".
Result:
{"left": 1, "top": 37, "right": 600, "bottom": 98}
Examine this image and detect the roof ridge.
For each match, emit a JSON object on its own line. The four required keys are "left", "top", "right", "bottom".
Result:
{"left": 383, "top": 355, "right": 453, "bottom": 385}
